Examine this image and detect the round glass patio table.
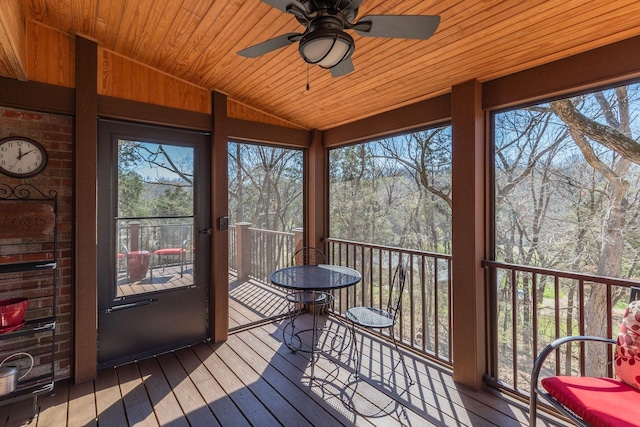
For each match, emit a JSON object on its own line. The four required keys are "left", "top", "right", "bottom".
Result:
{"left": 270, "top": 264, "right": 361, "bottom": 378}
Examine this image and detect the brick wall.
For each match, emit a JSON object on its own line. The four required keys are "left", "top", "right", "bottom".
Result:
{"left": 0, "top": 106, "right": 73, "bottom": 380}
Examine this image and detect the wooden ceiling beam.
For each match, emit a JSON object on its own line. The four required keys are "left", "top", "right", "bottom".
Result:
{"left": 0, "top": 0, "right": 27, "bottom": 81}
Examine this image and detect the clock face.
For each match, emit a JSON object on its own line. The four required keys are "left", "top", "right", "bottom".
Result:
{"left": 0, "top": 137, "right": 48, "bottom": 178}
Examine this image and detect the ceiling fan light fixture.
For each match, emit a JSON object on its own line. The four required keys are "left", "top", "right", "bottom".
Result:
{"left": 299, "top": 28, "right": 354, "bottom": 69}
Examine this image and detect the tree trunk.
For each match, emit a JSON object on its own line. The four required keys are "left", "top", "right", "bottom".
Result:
{"left": 585, "top": 173, "right": 629, "bottom": 375}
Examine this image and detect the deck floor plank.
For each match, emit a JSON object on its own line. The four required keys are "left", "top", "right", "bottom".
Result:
{"left": 116, "top": 361, "right": 159, "bottom": 427}
{"left": 4, "top": 396, "right": 37, "bottom": 427}
{"left": 248, "top": 318, "right": 417, "bottom": 426}
{"left": 136, "top": 357, "right": 190, "bottom": 427}
{"left": 155, "top": 352, "right": 220, "bottom": 427}
{"left": 0, "top": 403, "right": 9, "bottom": 427}
{"left": 67, "top": 379, "right": 97, "bottom": 427}
{"left": 95, "top": 368, "right": 128, "bottom": 427}
{"left": 265, "top": 317, "right": 456, "bottom": 426}
{"left": 34, "top": 380, "right": 68, "bottom": 427}
{"left": 191, "top": 342, "right": 282, "bottom": 427}
{"left": 226, "top": 333, "right": 351, "bottom": 427}
{"left": 239, "top": 326, "right": 377, "bottom": 426}
{"left": 173, "top": 347, "right": 251, "bottom": 427}
{"left": 212, "top": 341, "right": 314, "bottom": 427}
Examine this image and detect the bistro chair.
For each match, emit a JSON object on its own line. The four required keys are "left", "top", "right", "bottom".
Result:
{"left": 150, "top": 238, "right": 188, "bottom": 279}
{"left": 529, "top": 287, "right": 640, "bottom": 426}
{"left": 345, "top": 261, "right": 414, "bottom": 385}
{"left": 150, "top": 224, "right": 191, "bottom": 280}
{"left": 283, "top": 247, "right": 334, "bottom": 352}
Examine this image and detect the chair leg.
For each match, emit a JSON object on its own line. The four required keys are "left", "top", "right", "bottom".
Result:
{"left": 391, "top": 330, "right": 414, "bottom": 385}
{"left": 349, "top": 322, "right": 361, "bottom": 378}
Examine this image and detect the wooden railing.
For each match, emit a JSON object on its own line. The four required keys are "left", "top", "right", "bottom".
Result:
{"left": 483, "top": 259, "right": 640, "bottom": 400}
{"left": 230, "top": 223, "right": 298, "bottom": 284}
{"left": 249, "top": 227, "right": 297, "bottom": 283}
{"left": 227, "top": 226, "right": 454, "bottom": 365}
{"left": 326, "top": 238, "right": 453, "bottom": 366}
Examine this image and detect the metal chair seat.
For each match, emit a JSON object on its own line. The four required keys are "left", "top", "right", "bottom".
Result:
{"left": 345, "top": 306, "right": 394, "bottom": 329}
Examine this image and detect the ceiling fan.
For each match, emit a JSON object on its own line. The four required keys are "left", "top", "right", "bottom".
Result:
{"left": 237, "top": 0, "right": 440, "bottom": 77}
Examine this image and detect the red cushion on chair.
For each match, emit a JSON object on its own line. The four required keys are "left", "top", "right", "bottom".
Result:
{"left": 154, "top": 248, "right": 186, "bottom": 255}
{"left": 542, "top": 376, "right": 640, "bottom": 427}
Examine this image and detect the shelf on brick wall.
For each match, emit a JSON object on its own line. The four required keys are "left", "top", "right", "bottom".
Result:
{"left": 0, "top": 183, "right": 58, "bottom": 421}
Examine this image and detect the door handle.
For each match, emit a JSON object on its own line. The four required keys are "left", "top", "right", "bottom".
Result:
{"left": 105, "top": 298, "right": 156, "bottom": 313}
{"left": 198, "top": 228, "right": 212, "bottom": 235}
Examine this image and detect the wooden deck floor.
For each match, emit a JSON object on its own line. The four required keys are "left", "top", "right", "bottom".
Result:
{"left": 228, "top": 274, "right": 289, "bottom": 330}
{"left": 1, "top": 276, "right": 568, "bottom": 426}
{"left": 1, "top": 312, "right": 567, "bottom": 427}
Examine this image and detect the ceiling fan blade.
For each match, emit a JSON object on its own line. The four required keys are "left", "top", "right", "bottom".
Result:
{"left": 330, "top": 58, "right": 355, "bottom": 77}
{"left": 354, "top": 15, "right": 440, "bottom": 40}
{"left": 261, "top": 0, "right": 306, "bottom": 13}
{"left": 237, "top": 33, "right": 301, "bottom": 58}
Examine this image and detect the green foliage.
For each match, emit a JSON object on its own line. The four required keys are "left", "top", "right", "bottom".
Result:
{"left": 118, "top": 170, "right": 147, "bottom": 217}
{"left": 151, "top": 186, "right": 192, "bottom": 216}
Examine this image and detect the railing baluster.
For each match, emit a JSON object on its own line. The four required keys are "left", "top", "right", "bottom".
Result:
{"left": 579, "top": 279, "right": 585, "bottom": 376}
{"left": 554, "top": 275, "right": 560, "bottom": 376}
{"left": 511, "top": 268, "right": 518, "bottom": 389}
{"left": 606, "top": 283, "right": 613, "bottom": 377}
{"left": 532, "top": 272, "right": 538, "bottom": 373}
{"left": 409, "top": 254, "right": 415, "bottom": 348}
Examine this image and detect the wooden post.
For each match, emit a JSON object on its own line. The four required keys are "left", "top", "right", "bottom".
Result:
{"left": 293, "top": 228, "right": 304, "bottom": 253}
{"left": 74, "top": 35, "right": 98, "bottom": 383}
{"left": 451, "top": 79, "right": 486, "bottom": 390}
{"left": 211, "top": 91, "right": 229, "bottom": 343}
{"left": 129, "top": 221, "right": 140, "bottom": 251}
{"left": 236, "top": 222, "right": 252, "bottom": 281}
{"left": 306, "top": 130, "right": 327, "bottom": 251}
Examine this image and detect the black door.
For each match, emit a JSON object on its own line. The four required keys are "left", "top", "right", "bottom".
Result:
{"left": 97, "top": 120, "right": 210, "bottom": 368}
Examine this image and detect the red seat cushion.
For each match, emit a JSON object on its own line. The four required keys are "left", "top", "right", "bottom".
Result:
{"left": 154, "top": 248, "right": 185, "bottom": 255}
{"left": 542, "top": 376, "right": 640, "bottom": 427}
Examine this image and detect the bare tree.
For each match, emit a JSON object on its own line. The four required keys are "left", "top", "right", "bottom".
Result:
{"left": 228, "top": 142, "right": 303, "bottom": 231}
{"left": 551, "top": 90, "right": 635, "bottom": 375}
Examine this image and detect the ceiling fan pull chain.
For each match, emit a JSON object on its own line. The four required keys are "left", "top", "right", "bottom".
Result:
{"left": 306, "top": 63, "right": 310, "bottom": 91}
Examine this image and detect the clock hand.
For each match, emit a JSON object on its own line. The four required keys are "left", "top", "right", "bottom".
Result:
{"left": 11, "top": 158, "right": 20, "bottom": 170}
{"left": 17, "top": 147, "right": 23, "bottom": 160}
{"left": 21, "top": 149, "right": 35, "bottom": 158}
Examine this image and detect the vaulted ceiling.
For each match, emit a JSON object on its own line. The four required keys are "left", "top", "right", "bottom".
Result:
{"left": 7, "top": 0, "right": 640, "bottom": 130}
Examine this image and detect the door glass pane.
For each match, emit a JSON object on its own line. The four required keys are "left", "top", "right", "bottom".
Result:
{"left": 115, "top": 140, "right": 194, "bottom": 297}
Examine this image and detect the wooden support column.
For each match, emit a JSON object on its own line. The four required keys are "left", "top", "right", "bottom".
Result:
{"left": 451, "top": 79, "right": 486, "bottom": 390}
{"left": 74, "top": 35, "right": 98, "bottom": 383}
{"left": 306, "top": 130, "right": 327, "bottom": 251}
{"left": 211, "top": 91, "right": 229, "bottom": 343}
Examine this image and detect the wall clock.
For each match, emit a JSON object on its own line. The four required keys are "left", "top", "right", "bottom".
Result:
{"left": 0, "top": 137, "right": 48, "bottom": 178}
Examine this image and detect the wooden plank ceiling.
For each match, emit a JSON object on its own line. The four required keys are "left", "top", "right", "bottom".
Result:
{"left": 14, "top": 0, "right": 640, "bottom": 130}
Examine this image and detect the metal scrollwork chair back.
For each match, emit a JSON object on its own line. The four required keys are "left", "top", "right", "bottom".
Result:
{"left": 345, "top": 261, "right": 414, "bottom": 385}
